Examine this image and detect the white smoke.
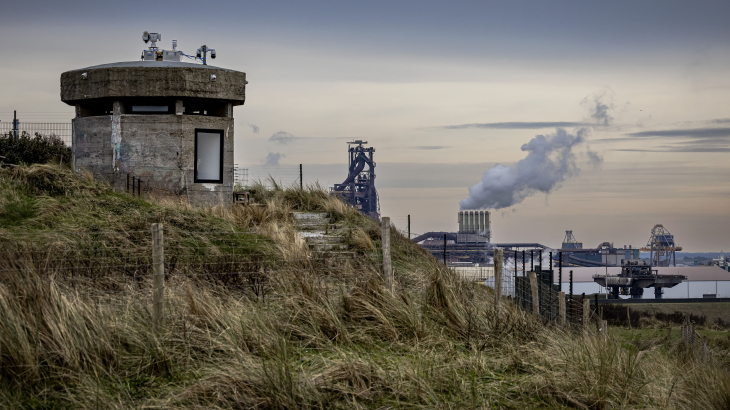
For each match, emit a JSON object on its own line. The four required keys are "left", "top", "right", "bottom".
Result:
{"left": 586, "top": 149, "right": 604, "bottom": 168}
{"left": 459, "top": 128, "right": 587, "bottom": 210}
{"left": 582, "top": 88, "right": 615, "bottom": 126}
{"left": 264, "top": 152, "right": 284, "bottom": 166}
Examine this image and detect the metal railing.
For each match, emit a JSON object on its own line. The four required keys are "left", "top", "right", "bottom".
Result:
{"left": 0, "top": 122, "right": 72, "bottom": 146}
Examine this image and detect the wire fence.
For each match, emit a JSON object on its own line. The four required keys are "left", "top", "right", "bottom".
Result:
{"left": 0, "top": 122, "right": 72, "bottom": 146}
{"left": 5, "top": 223, "right": 712, "bottom": 347}
{"left": 0, "top": 226, "right": 376, "bottom": 303}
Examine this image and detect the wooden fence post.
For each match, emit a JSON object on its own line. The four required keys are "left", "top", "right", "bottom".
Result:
{"left": 494, "top": 249, "right": 503, "bottom": 311}
{"left": 600, "top": 320, "right": 608, "bottom": 340}
{"left": 528, "top": 271, "right": 539, "bottom": 316}
{"left": 559, "top": 291, "right": 566, "bottom": 326}
{"left": 583, "top": 298, "right": 590, "bottom": 331}
{"left": 381, "top": 217, "right": 393, "bottom": 291}
{"left": 152, "top": 223, "right": 165, "bottom": 329}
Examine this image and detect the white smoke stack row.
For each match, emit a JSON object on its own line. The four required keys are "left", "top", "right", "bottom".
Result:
{"left": 458, "top": 210, "right": 490, "bottom": 236}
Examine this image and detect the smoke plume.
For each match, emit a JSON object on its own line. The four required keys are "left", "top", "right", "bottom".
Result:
{"left": 264, "top": 152, "right": 284, "bottom": 166}
{"left": 582, "top": 89, "right": 615, "bottom": 126}
{"left": 269, "top": 131, "right": 298, "bottom": 144}
{"left": 587, "top": 149, "right": 604, "bottom": 168}
{"left": 459, "top": 128, "right": 587, "bottom": 210}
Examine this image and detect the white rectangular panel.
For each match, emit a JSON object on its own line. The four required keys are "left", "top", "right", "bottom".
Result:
{"left": 196, "top": 132, "right": 222, "bottom": 181}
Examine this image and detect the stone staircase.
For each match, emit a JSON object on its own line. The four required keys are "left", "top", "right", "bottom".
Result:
{"left": 292, "top": 212, "right": 349, "bottom": 252}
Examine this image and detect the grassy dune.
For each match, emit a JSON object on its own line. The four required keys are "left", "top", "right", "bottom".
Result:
{"left": 0, "top": 164, "right": 729, "bottom": 409}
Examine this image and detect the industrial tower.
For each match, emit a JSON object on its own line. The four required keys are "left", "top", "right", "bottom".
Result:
{"left": 640, "top": 224, "right": 682, "bottom": 267}
{"left": 331, "top": 141, "right": 380, "bottom": 220}
{"left": 562, "top": 230, "right": 582, "bottom": 249}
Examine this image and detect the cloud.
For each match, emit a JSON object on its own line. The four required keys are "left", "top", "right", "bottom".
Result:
{"left": 249, "top": 123, "right": 260, "bottom": 133}
{"left": 440, "top": 89, "right": 617, "bottom": 131}
{"left": 626, "top": 127, "right": 730, "bottom": 138}
{"left": 631, "top": 147, "right": 730, "bottom": 153}
{"left": 581, "top": 88, "right": 615, "bottom": 126}
{"left": 619, "top": 127, "right": 730, "bottom": 152}
{"left": 586, "top": 149, "right": 604, "bottom": 168}
{"left": 441, "top": 121, "right": 587, "bottom": 130}
{"left": 264, "top": 152, "right": 284, "bottom": 166}
{"left": 459, "top": 128, "right": 587, "bottom": 210}
{"left": 413, "top": 145, "right": 449, "bottom": 150}
{"left": 269, "top": 131, "right": 299, "bottom": 144}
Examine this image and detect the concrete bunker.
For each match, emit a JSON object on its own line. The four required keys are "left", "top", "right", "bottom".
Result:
{"left": 60, "top": 36, "right": 246, "bottom": 207}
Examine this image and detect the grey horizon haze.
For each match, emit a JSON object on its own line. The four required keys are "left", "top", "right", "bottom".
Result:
{"left": 1, "top": 0, "right": 729, "bottom": 250}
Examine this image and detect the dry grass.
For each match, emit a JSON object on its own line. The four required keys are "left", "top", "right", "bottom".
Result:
{"left": 0, "top": 164, "right": 729, "bottom": 408}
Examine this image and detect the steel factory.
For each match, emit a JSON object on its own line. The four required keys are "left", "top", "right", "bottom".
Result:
{"left": 324, "top": 141, "right": 695, "bottom": 298}
{"left": 331, "top": 140, "right": 380, "bottom": 220}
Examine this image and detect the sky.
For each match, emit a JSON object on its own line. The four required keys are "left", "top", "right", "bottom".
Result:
{"left": 1, "top": 0, "right": 729, "bottom": 251}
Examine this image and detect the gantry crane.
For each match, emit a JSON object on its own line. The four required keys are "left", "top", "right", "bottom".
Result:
{"left": 640, "top": 224, "right": 682, "bottom": 267}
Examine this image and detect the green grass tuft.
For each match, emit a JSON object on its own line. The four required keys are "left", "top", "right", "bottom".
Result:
{"left": 0, "top": 164, "right": 728, "bottom": 408}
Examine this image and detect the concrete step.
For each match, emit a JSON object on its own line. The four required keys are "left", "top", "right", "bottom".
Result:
{"left": 311, "top": 243, "right": 350, "bottom": 251}
{"left": 298, "top": 230, "right": 348, "bottom": 238}
{"left": 305, "top": 235, "right": 346, "bottom": 244}
{"left": 292, "top": 212, "right": 330, "bottom": 223}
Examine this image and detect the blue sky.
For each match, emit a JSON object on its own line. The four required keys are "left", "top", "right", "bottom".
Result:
{"left": 1, "top": 0, "right": 729, "bottom": 250}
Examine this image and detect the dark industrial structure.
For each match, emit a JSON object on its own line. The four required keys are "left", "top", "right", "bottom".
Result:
{"left": 556, "top": 231, "right": 640, "bottom": 267}
{"left": 593, "top": 260, "right": 686, "bottom": 299}
{"left": 413, "top": 211, "right": 495, "bottom": 265}
{"left": 562, "top": 230, "right": 582, "bottom": 249}
{"left": 331, "top": 140, "right": 379, "bottom": 220}
{"left": 640, "top": 224, "right": 682, "bottom": 267}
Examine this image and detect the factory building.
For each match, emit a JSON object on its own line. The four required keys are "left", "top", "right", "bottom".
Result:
{"left": 60, "top": 33, "right": 246, "bottom": 207}
{"left": 413, "top": 211, "right": 492, "bottom": 267}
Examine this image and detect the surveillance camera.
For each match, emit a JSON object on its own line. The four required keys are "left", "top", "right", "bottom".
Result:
{"left": 210, "top": 49, "right": 216, "bottom": 59}
{"left": 196, "top": 48, "right": 202, "bottom": 58}
{"left": 210, "top": 74, "right": 217, "bottom": 82}
{"left": 143, "top": 31, "right": 150, "bottom": 43}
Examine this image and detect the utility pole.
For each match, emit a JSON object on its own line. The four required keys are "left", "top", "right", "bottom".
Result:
{"left": 443, "top": 234, "right": 447, "bottom": 265}
{"left": 558, "top": 251, "right": 563, "bottom": 292}
{"left": 531, "top": 250, "right": 534, "bottom": 272}
{"left": 13, "top": 110, "right": 18, "bottom": 141}
{"left": 381, "top": 217, "right": 393, "bottom": 291}
{"left": 494, "top": 249, "right": 503, "bottom": 311}
{"left": 407, "top": 215, "right": 410, "bottom": 239}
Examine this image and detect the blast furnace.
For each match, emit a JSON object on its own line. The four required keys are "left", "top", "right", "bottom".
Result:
{"left": 331, "top": 140, "right": 379, "bottom": 220}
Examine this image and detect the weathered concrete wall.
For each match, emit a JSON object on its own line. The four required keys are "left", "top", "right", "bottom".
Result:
{"left": 61, "top": 63, "right": 246, "bottom": 105}
{"left": 73, "top": 116, "right": 114, "bottom": 182}
{"left": 73, "top": 113, "right": 234, "bottom": 207}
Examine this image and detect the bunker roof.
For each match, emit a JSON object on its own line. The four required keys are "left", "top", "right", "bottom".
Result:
{"left": 61, "top": 61, "right": 247, "bottom": 105}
